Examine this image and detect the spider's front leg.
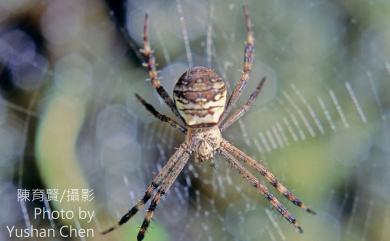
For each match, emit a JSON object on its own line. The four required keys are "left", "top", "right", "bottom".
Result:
{"left": 221, "top": 139, "right": 316, "bottom": 214}
{"left": 101, "top": 144, "right": 189, "bottom": 235}
{"left": 219, "top": 147, "right": 304, "bottom": 233}
{"left": 137, "top": 147, "right": 191, "bottom": 241}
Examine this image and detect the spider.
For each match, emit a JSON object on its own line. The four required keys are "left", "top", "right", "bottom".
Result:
{"left": 102, "top": 5, "right": 315, "bottom": 241}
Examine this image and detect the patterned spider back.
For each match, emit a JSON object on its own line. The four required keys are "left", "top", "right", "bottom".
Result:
{"left": 173, "top": 66, "right": 227, "bottom": 127}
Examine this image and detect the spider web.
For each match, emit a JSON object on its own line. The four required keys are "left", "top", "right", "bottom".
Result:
{"left": 1, "top": 0, "right": 390, "bottom": 241}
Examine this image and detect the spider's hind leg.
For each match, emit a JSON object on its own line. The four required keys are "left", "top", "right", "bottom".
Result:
{"left": 135, "top": 93, "right": 187, "bottom": 133}
{"left": 220, "top": 77, "right": 266, "bottom": 131}
{"left": 141, "top": 14, "right": 183, "bottom": 122}
{"left": 220, "top": 4, "right": 255, "bottom": 122}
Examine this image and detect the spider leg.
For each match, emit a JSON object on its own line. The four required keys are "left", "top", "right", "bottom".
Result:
{"left": 135, "top": 93, "right": 187, "bottom": 133}
{"left": 220, "top": 77, "right": 266, "bottom": 131}
{"left": 220, "top": 5, "right": 254, "bottom": 123}
{"left": 137, "top": 149, "right": 191, "bottom": 241}
{"left": 221, "top": 140, "right": 316, "bottom": 214}
{"left": 101, "top": 144, "right": 189, "bottom": 235}
{"left": 141, "top": 14, "right": 184, "bottom": 122}
{"left": 219, "top": 147, "right": 303, "bottom": 233}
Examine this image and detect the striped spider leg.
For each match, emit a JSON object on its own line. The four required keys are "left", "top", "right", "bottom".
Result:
{"left": 219, "top": 5, "right": 255, "bottom": 123}
{"left": 220, "top": 76, "right": 266, "bottom": 131}
{"left": 220, "top": 140, "right": 316, "bottom": 215}
{"left": 218, "top": 139, "right": 316, "bottom": 233}
{"left": 141, "top": 13, "right": 184, "bottom": 123}
{"left": 216, "top": 5, "right": 316, "bottom": 233}
{"left": 137, "top": 147, "right": 191, "bottom": 240}
{"left": 217, "top": 73, "right": 316, "bottom": 232}
{"left": 101, "top": 144, "right": 190, "bottom": 236}
{"left": 135, "top": 94, "right": 187, "bottom": 133}
{"left": 219, "top": 147, "right": 304, "bottom": 232}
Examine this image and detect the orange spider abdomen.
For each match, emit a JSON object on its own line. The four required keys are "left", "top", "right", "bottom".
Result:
{"left": 173, "top": 66, "right": 227, "bottom": 127}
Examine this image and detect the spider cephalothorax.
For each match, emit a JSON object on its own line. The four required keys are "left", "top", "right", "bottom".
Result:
{"left": 102, "top": 6, "right": 315, "bottom": 241}
{"left": 186, "top": 126, "right": 222, "bottom": 163}
{"left": 174, "top": 66, "right": 227, "bottom": 127}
